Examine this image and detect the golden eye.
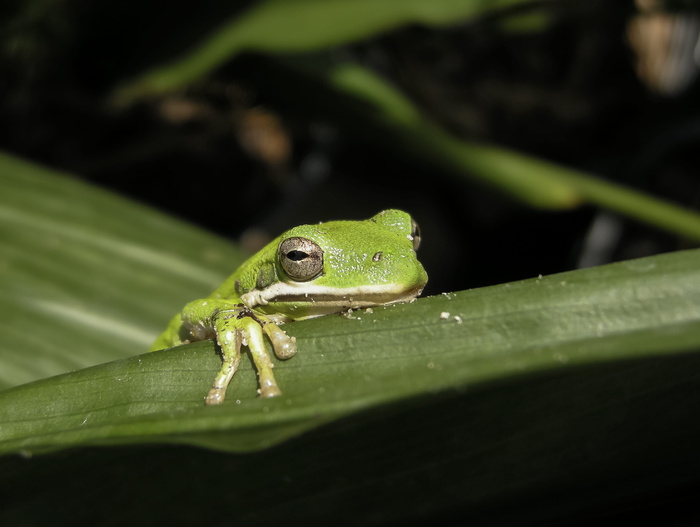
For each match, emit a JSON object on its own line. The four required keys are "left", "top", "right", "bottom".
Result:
{"left": 278, "top": 237, "right": 324, "bottom": 281}
{"left": 410, "top": 219, "right": 421, "bottom": 251}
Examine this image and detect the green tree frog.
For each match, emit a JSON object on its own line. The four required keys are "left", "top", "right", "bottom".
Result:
{"left": 151, "top": 209, "right": 428, "bottom": 405}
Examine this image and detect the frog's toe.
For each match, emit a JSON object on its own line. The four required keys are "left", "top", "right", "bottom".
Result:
{"left": 205, "top": 387, "right": 226, "bottom": 405}
{"left": 258, "top": 379, "right": 282, "bottom": 398}
{"left": 274, "top": 338, "right": 297, "bottom": 359}
{"left": 263, "top": 323, "right": 297, "bottom": 359}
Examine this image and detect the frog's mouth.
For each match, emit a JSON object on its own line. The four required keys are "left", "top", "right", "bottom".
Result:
{"left": 241, "top": 282, "right": 426, "bottom": 314}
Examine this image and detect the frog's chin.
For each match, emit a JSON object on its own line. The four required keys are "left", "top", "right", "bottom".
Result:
{"left": 241, "top": 282, "right": 426, "bottom": 319}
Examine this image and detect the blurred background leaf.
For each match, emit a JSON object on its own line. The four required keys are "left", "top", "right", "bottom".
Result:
{"left": 0, "top": 152, "right": 240, "bottom": 388}
{"left": 115, "top": 0, "right": 700, "bottom": 235}
{"left": 115, "top": 0, "right": 549, "bottom": 97}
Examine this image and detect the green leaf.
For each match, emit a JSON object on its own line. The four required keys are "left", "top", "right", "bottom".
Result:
{"left": 1, "top": 220, "right": 698, "bottom": 455}
{"left": 0, "top": 151, "right": 241, "bottom": 389}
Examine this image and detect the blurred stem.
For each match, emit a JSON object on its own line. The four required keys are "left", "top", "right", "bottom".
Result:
{"left": 112, "top": 0, "right": 700, "bottom": 241}
{"left": 326, "top": 62, "right": 700, "bottom": 241}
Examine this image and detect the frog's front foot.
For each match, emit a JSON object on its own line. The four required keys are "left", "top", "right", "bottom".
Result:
{"left": 201, "top": 309, "right": 290, "bottom": 404}
{"left": 206, "top": 366, "right": 281, "bottom": 403}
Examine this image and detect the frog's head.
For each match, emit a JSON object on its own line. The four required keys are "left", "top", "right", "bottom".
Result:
{"left": 240, "top": 209, "right": 428, "bottom": 320}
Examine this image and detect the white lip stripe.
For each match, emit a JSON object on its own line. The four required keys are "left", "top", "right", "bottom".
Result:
{"left": 240, "top": 282, "right": 421, "bottom": 308}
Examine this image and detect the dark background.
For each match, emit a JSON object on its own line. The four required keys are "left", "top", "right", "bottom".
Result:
{"left": 3, "top": 0, "right": 698, "bottom": 298}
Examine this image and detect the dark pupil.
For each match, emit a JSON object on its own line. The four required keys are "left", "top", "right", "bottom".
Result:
{"left": 286, "top": 250, "right": 308, "bottom": 261}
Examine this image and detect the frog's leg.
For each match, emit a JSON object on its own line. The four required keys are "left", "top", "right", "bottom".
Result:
{"left": 208, "top": 311, "right": 285, "bottom": 403}
{"left": 205, "top": 313, "right": 243, "bottom": 405}
{"left": 178, "top": 299, "right": 243, "bottom": 405}
{"left": 179, "top": 299, "right": 297, "bottom": 404}
{"left": 262, "top": 320, "right": 297, "bottom": 359}
{"left": 241, "top": 316, "right": 282, "bottom": 399}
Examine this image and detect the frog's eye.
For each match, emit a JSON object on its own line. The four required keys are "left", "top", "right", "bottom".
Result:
{"left": 410, "top": 219, "right": 422, "bottom": 251}
{"left": 278, "top": 237, "right": 324, "bottom": 281}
